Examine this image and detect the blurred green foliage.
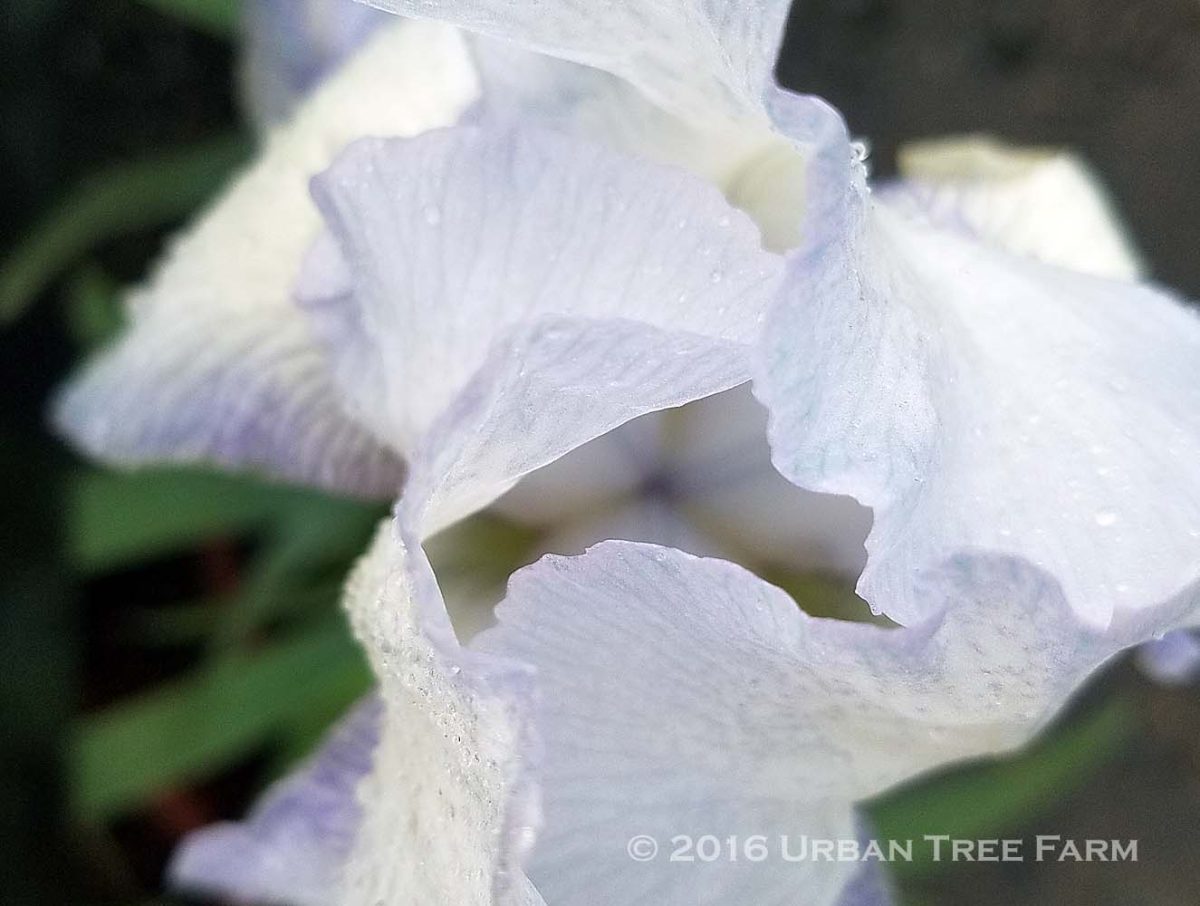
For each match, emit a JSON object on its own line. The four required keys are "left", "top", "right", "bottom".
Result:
{"left": 64, "top": 465, "right": 385, "bottom": 822}
{"left": 0, "top": 136, "right": 249, "bottom": 326}
{"left": 871, "top": 695, "right": 1135, "bottom": 879}
{"left": 133, "top": 0, "right": 240, "bottom": 38}
{"left": 74, "top": 615, "right": 370, "bottom": 822}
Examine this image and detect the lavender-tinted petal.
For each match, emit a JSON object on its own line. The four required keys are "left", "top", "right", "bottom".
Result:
{"left": 474, "top": 542, "right": 1188, "bottom": 905}
{"left": 301, "top": 122, "right": 782, "bottom": 531}
{"left": 171, "top": 696, "right": 382, "bottom": 906}
{"left": 757, "top": 98, "right": 1200, "bottom": 630}
{"left": 55, "top": 20, "right": 477, "bottom": 495}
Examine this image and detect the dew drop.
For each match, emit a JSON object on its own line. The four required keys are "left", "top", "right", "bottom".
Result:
{"left": 422, "top": 204, "right": 441, "bottom": 225}
{"left": 1094, "top": 509, "right": 1119, "bottom": 527}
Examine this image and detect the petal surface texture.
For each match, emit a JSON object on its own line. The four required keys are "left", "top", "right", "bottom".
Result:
{"left": 301, "top": 122, "right": 782, "bottom": 532}
{"left": 475, "top": 541, "right": 1181, "bottom": 905}
{"left": 336, "top": 524, "right": 544, "bottom": 906}
{"left": 54, "top": 20, "right": 479, "bottom": 497}
{"left": 758, "top": 111, "right": 1200, "bottom": 628}
{"left": 466, "top": 40, "right": 814, "bottom": 252}
{"left": 170, "top": 696, "right": 382, "bottom": 906}
{"left": 363, "top": 0, "right": 791, "bottom": 123}
{"left": 276, "top": 115, "right": 779, "bottom": 906}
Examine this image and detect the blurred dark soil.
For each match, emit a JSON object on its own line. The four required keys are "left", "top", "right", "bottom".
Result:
{"left": 782, "top": 0, "right": 1200, "bottom": 297}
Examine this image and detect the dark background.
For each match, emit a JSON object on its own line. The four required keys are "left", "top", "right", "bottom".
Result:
{"left": 2, "top": 1, "right": 1198, "bottom": 903}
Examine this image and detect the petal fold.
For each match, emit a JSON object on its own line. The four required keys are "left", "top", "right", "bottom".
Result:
{"left": 757, "top": 108, "right": 1200, "bottom": 628}
{"left": 336, "top": 523, "right": 543, "bottom": 906}
{"left": 474, "top": 541, "right": 1184, "bottom": 905}
{"left": 55, "top": 20, "right": 478, "bottom": 496}
{"left": 302, "top": 122, "right": 782, "bottom": 530}
{"left": 467, "top": 42, "right": 814, "bottom": 252}
{"left": 362, "top": 0, "right": 792, "bottom": 123}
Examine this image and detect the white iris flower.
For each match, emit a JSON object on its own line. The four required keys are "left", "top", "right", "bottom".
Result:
{"left": 54, "top": 2, "right": 1200, "bottom": 904}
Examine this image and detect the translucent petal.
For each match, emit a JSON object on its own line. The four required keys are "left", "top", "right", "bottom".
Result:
{"left": 301, "top": 122, "right": 782, "bottom": 530}
{"left": 883, "top": 135, "right": 1144, "bottom": 281}
{"left": 55, "top": 20, "right": 478, "bottom": 496}
{"left": 757, "top": 107, "right": 1200, "bottom": 629}
{"left": 171, "top": 696, "right": 381, "bottom": 906}
{"left": 469, "top": 39, "right": 814, "bottom": 252}
{"left": 336, "top": 523, "right": 543, "bottom": 906}
{"left": 406, "top": 317, "right": 756, "bottom": 536}
{"left": 493, "top": 386, "right": 871, "bottom": 576}
{"left": 475, "top": 542, "right": 1187, "bottom": 905}
{"left": 670, "top": 387, "right": 870, "bottom": 575}
{"left": 363, "top": 0, "right": 792, "bottom": 123}
{"left": 489, "top": 412, "right": 660, "bottom": 527}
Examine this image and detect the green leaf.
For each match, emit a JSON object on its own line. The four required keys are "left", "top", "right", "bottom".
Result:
{"left": 70, "top": 621, "right": 371, "bottom": 822}
{"left": 206, "top": 496, "right": 383, "bottom": 655}
{"left": 63, "top": 265, "right": 123, "bottom": 348}
{"left": 132, "top": 0, "right": 241, "bottom": 39}
{"left": 868, "top": 695, "right": 1136, "bottom": 878}
{"left": 1, "top": 134, "right": 249, "bottom": 325}
{"left": 63, "top": 465, "right": 380, "bottom": 574}
{"left": 123, "top": 599, "right": 225, "bottom": 647}
{"left": 66, "top": 468, "right": 295, "bottom": 573}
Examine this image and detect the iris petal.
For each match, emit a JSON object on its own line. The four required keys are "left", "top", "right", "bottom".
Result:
{"left": 300, "top": 121, "right": 782, "bottom": 531}
{"left": 757, "top": 104, "right": 1200, "bottom": 629}
{"left": 171, "top": 696, "right": 381, "bottom": 906}
{"left": 475, "top": 541, "right": 1187, "bottom": 905}
{"left": 337, "top": 523, "right": 543, "bottom": 906}
{"left": 884, "top": 135, "right": 1144, "bottom": 281}
{"left": 55, "top": 20, "right": 478, "bottom": 496}
{"left": 362, "top": 0, "right": 791, "bottom": 123}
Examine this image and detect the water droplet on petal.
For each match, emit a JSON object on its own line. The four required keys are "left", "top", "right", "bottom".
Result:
{"left": 1094, "top": 509, "right": 1119, "bottom": 527}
